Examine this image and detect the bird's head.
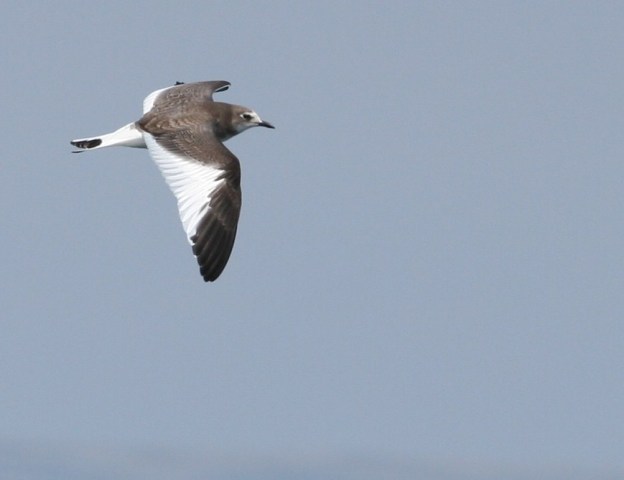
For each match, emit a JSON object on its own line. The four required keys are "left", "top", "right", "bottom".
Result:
{"left": 232, "top": 105, "right": 275, "bottom": 133}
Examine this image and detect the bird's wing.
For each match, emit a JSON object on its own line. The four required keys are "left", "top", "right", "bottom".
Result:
{"left": 142, "top": 126, "right": 241, "bottom": 282}
{"left": 142, "top": 81, "right": 231, "bottom": 114}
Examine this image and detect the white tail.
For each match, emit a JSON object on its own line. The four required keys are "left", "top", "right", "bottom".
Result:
{"left": 71, "top": 122, "right": 146, "bottom": 152}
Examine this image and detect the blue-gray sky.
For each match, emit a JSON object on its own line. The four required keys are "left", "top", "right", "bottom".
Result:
{"left": 1, "top": 1, "right": 623, "bottom": 478}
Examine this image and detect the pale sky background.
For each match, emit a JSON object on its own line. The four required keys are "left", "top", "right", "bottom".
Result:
{"left": 1, "top": 1, "right": 624, "bottom": 479}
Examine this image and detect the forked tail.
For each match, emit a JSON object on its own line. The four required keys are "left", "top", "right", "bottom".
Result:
{"left": 70, "top": 122, "right": 146, "bottom": 152}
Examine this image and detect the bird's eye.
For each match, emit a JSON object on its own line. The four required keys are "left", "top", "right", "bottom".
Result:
{"left": 241, "top": 113, "right": 253, "bottom": 120}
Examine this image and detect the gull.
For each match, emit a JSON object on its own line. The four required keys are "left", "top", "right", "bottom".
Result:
{"left": 71, "top": 80, "right": 274, "bottom": 282}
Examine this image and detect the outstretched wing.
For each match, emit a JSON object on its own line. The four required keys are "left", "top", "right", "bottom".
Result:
{"left": 142, "top": 80, "right": 231, "bottom": 114}
{"left": 141, "top": 124, "right": 242, "bottom": 282}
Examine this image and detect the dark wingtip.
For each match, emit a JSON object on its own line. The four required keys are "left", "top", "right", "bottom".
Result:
{"left": 215, "top": 81, "right": 230, "bottom": 92}
{"left": 174, "top": 81, "right": 185, "bottom": 85}
{"left": 70, "top": 138, "right": 102, "bottom": 150}
{"left": 199, "top": 264, "right": 222, "bottom": 282}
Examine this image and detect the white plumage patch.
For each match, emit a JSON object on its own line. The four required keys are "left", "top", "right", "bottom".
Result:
{"left": 71, "top": 122, "right": 146, "bottom": 150}
{"left": 143, "top": 134, "right": 224, "bottom": 242}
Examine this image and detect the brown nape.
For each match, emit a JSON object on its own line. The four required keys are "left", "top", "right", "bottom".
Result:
{"left": 70, "top": 139, "right": 102, "bottom": 149}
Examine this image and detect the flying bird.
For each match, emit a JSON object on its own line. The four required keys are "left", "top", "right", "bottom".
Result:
{"left": 71, "top": 80, "right": 274, "bottom": 282}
